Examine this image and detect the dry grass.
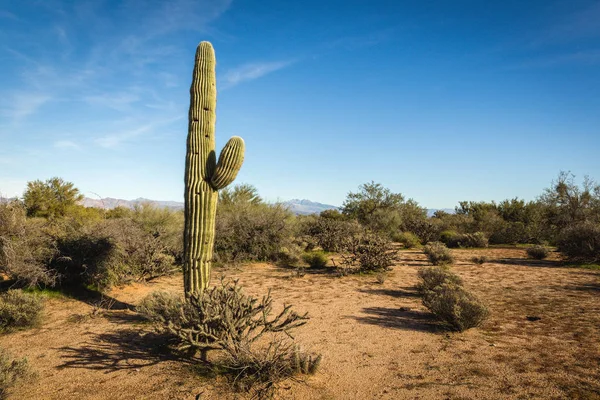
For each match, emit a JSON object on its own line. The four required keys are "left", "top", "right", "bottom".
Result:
{"left": 0, "top": 247, "right": 598, "bottom": 399}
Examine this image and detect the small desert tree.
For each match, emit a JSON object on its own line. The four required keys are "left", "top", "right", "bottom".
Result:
{"left": 22, "top": 177, "right": 83, "bottom": 219}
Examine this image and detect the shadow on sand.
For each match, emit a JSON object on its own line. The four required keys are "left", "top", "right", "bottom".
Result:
{"left": 357, "top": 287, "right": 421, "bottom": 298}
{"left": 58, "top": 330, "right": 188, "bottom": 372}
{"left": 350, "top": 307, "right": 441, "bottom": 332}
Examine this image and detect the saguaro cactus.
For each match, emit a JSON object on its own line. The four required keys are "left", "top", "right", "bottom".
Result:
{"left": 183, "top": 42, "right": 245, "bottom": 295}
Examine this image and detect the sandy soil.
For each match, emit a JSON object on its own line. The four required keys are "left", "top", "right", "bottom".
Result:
{"left": 2, "top": 247, "right": 599, "bottom": 399}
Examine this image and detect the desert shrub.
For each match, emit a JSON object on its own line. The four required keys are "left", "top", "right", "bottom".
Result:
{"left": 526, "top": 245, "right": 550, "bottom": 260}
{"left": 440, "top": 230, "right": 461, "bottom": 248}
{"left": 392, "top": 231, "right": 421, "bottom": 249}
{"left": 276, "top": 245, "right": 303, "bottom": 268}
{"left": 461, "top": 232, "right": 488, "bottom": 248}
{"left": 215, "top": 202, "right": 295, "bottom": 262}
{"left": 558, "top": 222, "right": 600, "bottom": 262}
{"left": 300, "top": 216, "right": 361, "bottom": 253}
{"left": 302, "top": 251, "right": 328, "bottom": 268}
{"left": 0, "top": 290, "right": 44, "bottom": 332}
{"left": 341, "top": 232, "right": 397, "bottom": 273}
{"left": 137, "top": 291, "right": 183, "bottom": 324}
{"left": 51, "top": 218, "right": 178, "bottom": 289}
{"left": 151, "top": 279, "right": 309, "bottom": 361}
{"left": 221, "top": 341, "right": 321, "bottom": 396}
{"left": 130, "top": 204, "right": 184, "bottom": 263}
{"left": 423, "top": 242, "right": 454, "bottom": 265}
{"left": 470, "top": 255, "right": 489, "bottom": 265}
{"left": 422, "top": 283, "right": 489, "bottom": 331}
{"left": 416, "top": 266, "right": 462, "bottom": 294}
{"left": 0, "top": 202, "right": 56, "bottom": 287}
{"left": 439, "top": 231, "right": 487, "bottom": 248}
{"left": 0, "top": 348, "right": 32, "bottom": 399}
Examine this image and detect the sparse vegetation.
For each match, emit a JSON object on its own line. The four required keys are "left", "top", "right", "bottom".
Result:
{"left": 341, "top": 231, "right": 397, "bottom": 273}
{"left": 422, "top": 242, "right": 454, "bottom": 265}
{"left": 302, "top": 251, "right": 328, "bottom": 268}
{"left": 0, "top": 290, "right": 43, "bottom": 332}
{"left": 422, "top": 283, "right": 489, "bottom": 332}
{"left": 0, "top": 348, "right": 32, "bottom": 399}
{"left": 392, "top": 231, "right": 421, "bottom": 248}
{"left": 526, "top": 245, "right": 550, "bottom": 260}
{"left": 417, "top": 266, "right": 463, "bottom": 295}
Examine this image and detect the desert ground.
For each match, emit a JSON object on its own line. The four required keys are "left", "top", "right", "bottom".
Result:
{"left": 2, "top": 247, "right": 599, "bottom": 399}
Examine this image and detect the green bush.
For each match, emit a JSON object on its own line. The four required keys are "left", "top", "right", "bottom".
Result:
{"left": 558, "top": 222, "right": 600, "bottom": 262}
{"left": 439, "top": 230, "right": 487, "bottom": 248}
{"left": 0, "top": 290, "right": 44, "bottom": 332}
{"left": 526, "top": 245, "right": 550, "bottom": 260}
{"left": 392, "top": 231, "right": 421, "bottom": 248}
{"left": 302, "top": 251, "right": 328, "bottom": 268}
{"left": 341, "top": 232, "right": 397, "bottom": 273}
{"left": 422, "top": 283, "right": 489, "bottom": 332}
{"left": 0, "top": 348, "right": 32, "bottom": 399}
{"left": 416, "top": 266, "right": 462, "bottom": 294}
{"left": 423, "top": 242, "right": 454, "bottom": 265}
{"left": 440, "top": 230, "right": 461, "bottom": 248}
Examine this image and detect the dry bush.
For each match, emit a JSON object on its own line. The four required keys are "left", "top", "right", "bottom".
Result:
{"left": 461, "top": 232, "right": 489, "bottom": 248}
{"left": 0, "top": 202, "right": 56, "bottom": 287}
{"left": 300, "top": 216, "right": 362, "bottom": 252}
{"left": 302, "top": 251, "right": 328, "bottom": 268}
{"left": 341, "top": 231, "right": 397, "bottom": 273}
{"left": 526, "top": 245, "right": 550, "bottom": 260}
{"left": 558, "top": 222, "right": 600, "bottom": 262}
{"left": 275, "top": 245, "right": 303, "bottom": 268}
{"left": 0, "top": 290, "right": 44, "bottom": 332}
{"left": 143, "top": 279, "right": 309, "bottom": 361}
{"left": 422, "top": 283, "right": 489, "bottom": 332}
{"left": 51, "top": 218, "right": 179, "bottom": 289}
{"left": 0, "top": 348, "right": 32, "bottom": 400}
{"left": 422, "top": 242, "right": 454, "bottom": 265}
{"left": 215, "top": 202, "right": 295, "bottom": 263}
{"left": 221, "top": 340, "right": 321, "bottom": 397}
{"left": 137, "top": 291, "right": 183, "bottom": 324}
{"left": 416, "top": 266, "right": 462, "bottom": 295}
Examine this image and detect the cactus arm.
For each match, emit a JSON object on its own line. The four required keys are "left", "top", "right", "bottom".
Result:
{"left": 211, "top": 136, "right": 245, "bottom": 190}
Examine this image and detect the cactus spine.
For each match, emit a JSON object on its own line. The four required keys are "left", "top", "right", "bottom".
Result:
{"left": 183, "top": 41, "right": 245, "bottom": 296}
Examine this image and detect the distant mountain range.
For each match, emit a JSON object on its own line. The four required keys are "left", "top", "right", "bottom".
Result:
{"left": 80, "top": 197, "right": 339, "bottom": 215}
{"left": 80, "top": 197, "right": 453, "bottom": 216}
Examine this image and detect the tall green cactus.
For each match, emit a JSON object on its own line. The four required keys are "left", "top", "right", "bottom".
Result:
{"left": 183, "top": 41, "right": 245, "bottom": 295}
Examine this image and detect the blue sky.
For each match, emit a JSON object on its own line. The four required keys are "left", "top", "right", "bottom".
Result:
{"left": 1, "top": 0, "right": 599, "bottom": 208}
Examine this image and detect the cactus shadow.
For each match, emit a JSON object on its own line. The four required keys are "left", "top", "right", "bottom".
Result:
{"left": 357, "top": 287, "right": 421, "bottom": 298}
{"left": 350, "top": 307, "right": 441, "bottom": 332}
{"left": 58, "top": 329, "right": 187, "bottom": 371}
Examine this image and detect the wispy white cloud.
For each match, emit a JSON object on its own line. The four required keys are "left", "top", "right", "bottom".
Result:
{"left": 84, "top": 92, "right": 141, "bottom": 112}
{"left": 223, "top": 60, "right": 296, "bottom": 87}
{"left": 54, "top": 140, "right": 81, "bottom": 150}
{"left": 94, "top": 116, "right": 184, "bottom": 148}
{"left": 1, "top": 92, "right": 51, "bottom": 122}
